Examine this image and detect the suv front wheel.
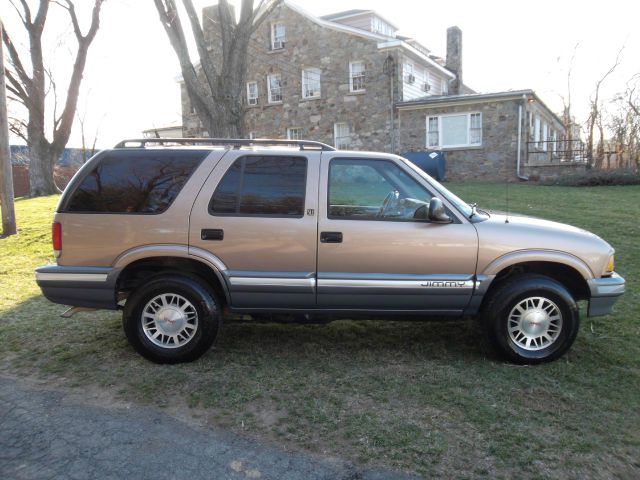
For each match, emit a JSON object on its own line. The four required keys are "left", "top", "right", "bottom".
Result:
{"left": 482, "top": 274, "right": 580, "bottom": 364}
{"left": 123, "top": 274, "right": 221, "bottom": 363}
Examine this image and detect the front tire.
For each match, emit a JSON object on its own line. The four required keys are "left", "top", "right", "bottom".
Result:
{"left": 482, "top": 274, "right": 580, "bottom": 364}
{"left": 123, "top": 274, "right": 221, "bottom": 364}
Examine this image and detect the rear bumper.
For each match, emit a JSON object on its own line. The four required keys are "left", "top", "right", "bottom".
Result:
{"left": 587, "top": 272, "right": 625, "bottom": 317}
{"left": 35, "top": 265, "right": 119, "bottom": 310}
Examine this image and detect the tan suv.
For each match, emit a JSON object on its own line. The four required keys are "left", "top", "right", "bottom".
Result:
{"left": 35, "top": 138, "right": 625, "bottom": 364}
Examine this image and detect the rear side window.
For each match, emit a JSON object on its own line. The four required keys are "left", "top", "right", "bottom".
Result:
{"left": 209, "top": 155, "right": 307, "bottom": 217}
{"left": 65, "top": 151, "right": 207, "bottom": 214}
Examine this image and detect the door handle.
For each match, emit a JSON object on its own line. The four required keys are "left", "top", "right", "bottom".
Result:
{"left": 201, "top": 229, "right": 224, "bottom": 241}
{"left": 320, "top": 231, "right": 343, "bottom": 243}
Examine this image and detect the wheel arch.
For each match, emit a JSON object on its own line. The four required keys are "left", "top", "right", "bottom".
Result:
{"left": 113, "top": 245, "right": 230, "bottom": 306}
{"left": 481, "top": 255, "right": 592, "bottom": 307}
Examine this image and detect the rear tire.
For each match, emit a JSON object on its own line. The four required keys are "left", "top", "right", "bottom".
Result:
{"left": 123, "top": 274, "right": 221, "bottom": 364}
{"left": 482, "top": 274, "right": 579, "bottom": 364}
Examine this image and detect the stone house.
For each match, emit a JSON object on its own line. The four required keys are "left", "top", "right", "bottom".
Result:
{"left": 181, "top": 1, "right": 583, "bottom": 181}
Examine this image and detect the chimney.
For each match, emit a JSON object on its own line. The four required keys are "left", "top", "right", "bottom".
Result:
{"left": 446, "top": 26, "right": 462, "bottom": 95}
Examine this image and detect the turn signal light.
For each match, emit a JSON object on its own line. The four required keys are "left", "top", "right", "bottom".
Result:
{"left": 52, "top": 222, "right": 62, "bottom": 258}
{"left": 605, "top": 255, "right": 615, "bottom": 275}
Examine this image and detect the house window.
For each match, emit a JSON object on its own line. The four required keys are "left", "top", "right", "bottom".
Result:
{"left": 246, "top": 81, "right": 258, "bottom": 105}
{"left": 248, "top": 131, "right": 256, "bottom": 140}
{"left": 534, "top": 116, "right": 541, "bottom": 144}
{"left": 469, "top": 113, "right": 482, "bottom": 145}
{"left": 349, "top": 61, "right": 366, "bottom": 92}
{"left": 404, "top": 62, "right": 415, "bottom": 84}
{"left": 427, "top": 117, "right": 439, "bottom": 147}
{"left": 334, "top": 122, "right": 351, "bottom": 149}
{"left": 370, "top": 17, "right": 394, "bottom": 37}
{"left": 442, "top": 78, "right": 449, "bottom": 95}
{"left": 302, "top": 68, "right": 321, "bottom": 99}
{"left": 271, "top": 23, "right": 285, "bottom": 50}
{"left": 267, "top": 74, "right": 282, "bottom": 103}
{"left": 287, "top": 127, "right": 302, "bottom": 140}
{"left": 421, "top": 70, "right": 432, "bottom": 94}
{"left": 426, "top": 113, "right": 482, "bottom": 148}
{"left": 542, "top": 122, "right": 548, "bottom": 150}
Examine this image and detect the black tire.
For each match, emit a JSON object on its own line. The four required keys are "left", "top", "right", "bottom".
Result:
{"left": 481, "top": 274, "right": 580, "bottom": 364}
{"left": 123, "top": 274, "right": 221, "bottom": 364}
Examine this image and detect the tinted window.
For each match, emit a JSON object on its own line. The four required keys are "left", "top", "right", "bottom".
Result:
{"left": 329, "top": 158, "right": 432, "bottom": 220}
{"left": 66, "top": 151, "right": 206, "bottom": 214}
{"left": 209, "top": 156, "right": 307, "bottom": 217}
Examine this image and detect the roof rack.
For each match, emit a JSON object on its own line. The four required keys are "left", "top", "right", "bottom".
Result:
{"left": 114, "top": 138, "right": 336, "bottom": 151}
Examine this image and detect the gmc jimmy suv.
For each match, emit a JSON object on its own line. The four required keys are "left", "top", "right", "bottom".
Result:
{"left": 35, "top": 138, "right": 625, "bottom": 364}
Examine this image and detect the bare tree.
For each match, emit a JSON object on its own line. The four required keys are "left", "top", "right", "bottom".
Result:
{"left": 152, "top": 0, "right": 281, "bottom": 138}
{"left": 586, "top": 47, "right": 623, "bottom": 168}
{"left": 558, "top": 43, "right": 578, "bottom": 150}
{"left": 608, "top": 74, "right": 640, "bottom": 170}
{"left": 0, "top": 22, "right": 17, "bottom": 236}
{"left": 2, "top": 0, "right": 105, "bottom": 196}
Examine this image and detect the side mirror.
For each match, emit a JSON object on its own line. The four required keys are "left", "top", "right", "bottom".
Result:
{"left": 428, "top": 197, "right": 452, "bottom": 223}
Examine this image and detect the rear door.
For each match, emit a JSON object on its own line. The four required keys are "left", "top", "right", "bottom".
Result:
{"left": 316, "top": 152, "right": 478, "bottom": 313}
{"left": 189, "top": 150, "right": 320, "bottom": 309}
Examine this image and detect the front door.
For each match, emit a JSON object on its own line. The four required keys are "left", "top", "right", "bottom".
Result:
{"left": 189, "top": 150, "right": 320, "bottom": 309}
{"left": 316, "top": 153, "right": 478, "bottom": 313}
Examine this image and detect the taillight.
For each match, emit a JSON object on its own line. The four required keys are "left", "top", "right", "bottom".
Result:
{"left": 52, "top": 222, "right": 62, "bottom": 258}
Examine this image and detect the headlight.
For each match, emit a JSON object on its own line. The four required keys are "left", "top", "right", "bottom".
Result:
{"left": 604, "top": 255, "right": 615, "bottom": 276}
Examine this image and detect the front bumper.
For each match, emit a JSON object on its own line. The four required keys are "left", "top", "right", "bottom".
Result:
{"left": 35, "top": 264, "right": 119, "bottom": 310}
{"left": 587, "top": 272, "right": 625, "bottom": 317}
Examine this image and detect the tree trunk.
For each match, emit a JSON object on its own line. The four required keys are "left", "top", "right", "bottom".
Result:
{"left": 27, "top": 138, "right": 58, "bottom": 196}
{"left": 0, "top": 22, "right": 16, "bottom": 235}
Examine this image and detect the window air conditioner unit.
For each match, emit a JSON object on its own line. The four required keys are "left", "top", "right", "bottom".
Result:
{"left": 422, "top": 83, "right": 431, "bottom": 92}
{"left": 406, "top": 74, "right": 415, "bottom": 84}
{"left": 248, "top": 97, "right": 258, "bottom": 105}
{"left": 272, "top": 40, "right": 284, "bottom": 50}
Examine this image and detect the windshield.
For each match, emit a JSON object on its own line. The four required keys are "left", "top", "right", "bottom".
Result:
{"left": 399, "top": 157, "right": 474, "bottom": 217}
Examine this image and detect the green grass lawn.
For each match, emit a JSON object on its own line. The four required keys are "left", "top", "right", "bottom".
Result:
{"left": 1, "top": 184, "right": 639, "bottom": 478}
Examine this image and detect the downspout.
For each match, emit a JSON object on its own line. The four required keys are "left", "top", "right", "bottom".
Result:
{"left": 516, "top": 94, "right": 529, "bottom": 180}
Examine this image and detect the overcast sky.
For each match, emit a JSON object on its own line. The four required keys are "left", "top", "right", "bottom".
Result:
{"left": 4, "top": 0, "right": 639, "bottom": 148}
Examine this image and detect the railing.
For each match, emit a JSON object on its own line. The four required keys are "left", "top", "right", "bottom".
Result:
{"left": 526, "top": 139, "right": 586, "bottom": 164}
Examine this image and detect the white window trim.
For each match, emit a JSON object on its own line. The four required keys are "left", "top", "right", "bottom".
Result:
{"left": 287, "top": 127, "right": 302, "bottom": 140}
{"left": 271, "top": 23, "right": 285, "bottom": 50}
{"left": 246, "top": 81, "right": 258, "bottom": 105}
{"left": 426, "top": 112, "right": 483, "bottom": 149}
{"left": 404, "top": 61, "right": 415, "bottom": 84}
{"left": 349, "top": 61, "right": 366, "bottom": 93}
{"left": 267, "top": 74, "right": 282, "bottom": 104}
{"left": 334, "top": 122, "right": 350, "bottom": 149}
{"left": 301, "top": 68, "right": 321, "bottom": 99}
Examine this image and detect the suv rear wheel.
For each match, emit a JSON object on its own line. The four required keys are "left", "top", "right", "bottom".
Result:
{"left": 123, "top": 274, "right": 221, "bottom": 363}
{"left": 482, "top": 274, "right": 580, "bottom": 364}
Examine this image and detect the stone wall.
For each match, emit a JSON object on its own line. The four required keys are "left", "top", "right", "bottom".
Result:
{"left": 398, "top": 99, "right": 521, "bottom": 181}
{"left": 184, "top": 3, "right": 399, "bottom": 151}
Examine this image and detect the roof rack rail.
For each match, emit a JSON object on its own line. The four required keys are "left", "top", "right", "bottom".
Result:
{"left": 114, "top": 138, "right": 336, "bottom": 151}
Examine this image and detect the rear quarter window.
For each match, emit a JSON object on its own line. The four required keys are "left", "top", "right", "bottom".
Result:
{"left": 209, "top": 155, "right": 307, "bottom": 217}
{"left": 64, "top": 150, "right": 208, "bottom": 214}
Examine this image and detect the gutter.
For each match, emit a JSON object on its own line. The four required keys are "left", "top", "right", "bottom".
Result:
{"left": 516, "top": 94, "right": 529, "bottom": 181}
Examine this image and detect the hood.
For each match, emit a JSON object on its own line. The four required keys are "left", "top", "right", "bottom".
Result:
{"left": 474, "top": 212, "right": 613, "bottom": 278}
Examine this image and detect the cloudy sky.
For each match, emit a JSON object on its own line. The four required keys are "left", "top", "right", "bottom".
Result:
{"left": 4, "top": 0, "right": 639, "bottom": 147}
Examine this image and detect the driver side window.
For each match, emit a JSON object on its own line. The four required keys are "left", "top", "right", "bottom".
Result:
{"left": 328, "top": 158, "right": 432, "bottom": 220}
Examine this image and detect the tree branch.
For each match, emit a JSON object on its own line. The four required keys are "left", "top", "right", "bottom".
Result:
{"left": 181, "top": 0, "right": 219, "bottom": 95}
{"left": 4, "top": 68, "right": 29, "bottom": 105}
{"left": 7, "top": 0, "right": 28, "bottom": 26}
{"left": 1, "top": 27, "right": 32, "bottom": 90}
{"left": 152, "top": 0, "right": 212, "bottom": 110}
{"left": 52, "top": 0, "right": 105, "bottom": 151}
